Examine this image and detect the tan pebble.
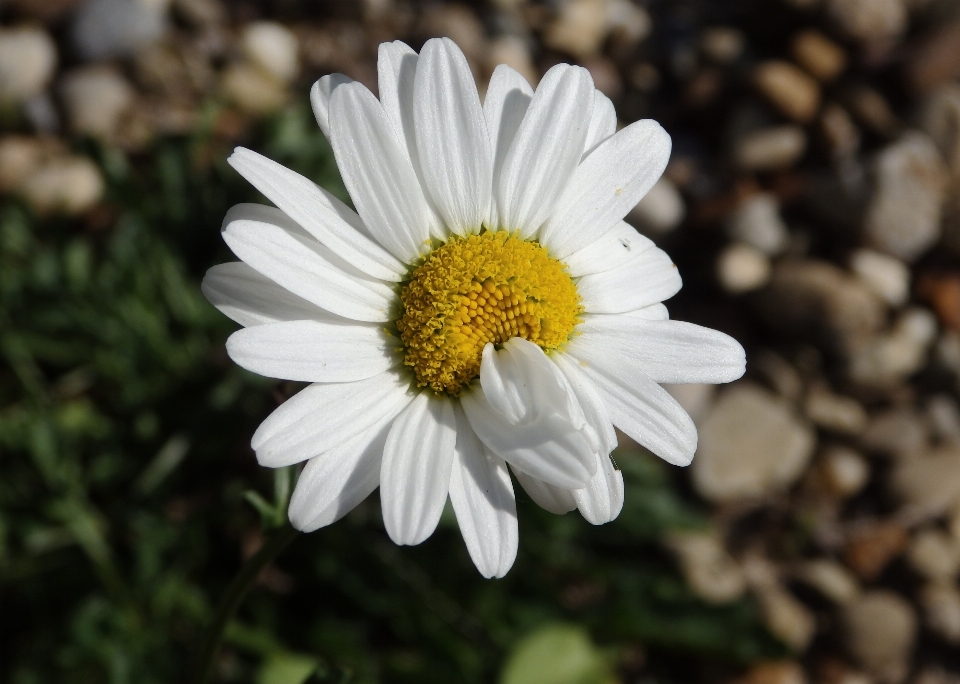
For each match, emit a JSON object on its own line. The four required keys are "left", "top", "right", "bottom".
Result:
{"left": 21, "top": 155, "right": 104, "bottom": 216}
{"left": 792, "top": 30, "right": 847, "bottom": 82}
{"left": 754, "top": 60, "right": 821, "bottom": 123}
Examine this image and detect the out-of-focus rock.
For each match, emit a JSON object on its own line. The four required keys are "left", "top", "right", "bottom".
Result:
{"left": 827, "top": 0, "right": 906, "bottom": 48}
{"left": 919, "top": 582, "right": 960, "bottom": 644}
{"left": 805, "top": 385, "right": 868, "bottom": 434}
{"left": 927, "top": 395, "right": 960, "bottom": 443}
{"left": 936, "top": 331, "right": 960, "bottom": 375}
{"left": 795, "top": 558, "right": 861, "bottom": 604}
{"left": 907, "top": 528, "right": 960, "bottom": 581}
{"left": 754, "top": 61, "right": 821, "bottom": 123}
{"left": 419, "top": 4, "right": 487, "bottom": 62}
{"left": 865, "top": 132, "right": 948, "bottom": 262}
{"left": 738, "top": 661, "right": 808, "bottom": 684}
{"left": 906, "top": 21, "right": 960, "bottom": 95}
{"left": 890, "top": 445, "right": 960, "bottom": 514}
{"left": 821, "top": 104, "right": 861, "bottom": 160}
{"left": 913, "top": 669, "right": 960, "bottom": 684}
{"left": 665, "top": 531, "right": 747, "bottom": 604}
{"left": 919, "top": 84, "right": 960, "bottom": 178}
{"left": 758, "top": 260, "right": 886, "bottom": 355}
{"left": 664, "top": 384, "right": 716, "bottom": 425}
{"left": 861, "top": 408, "right": 929, "bottom": 458}
{"left": 543, "top": 0, "right": 651, "bottom": 59}
{"left": 734, "top": 126, "right": 807, "bottom": 171}
{"left": 844, "top": 520, "right": 908, "bottom": 580}
{"left": 20, "top": 156, "right": 104, "bottom": 216}
{"left": 792, "top": 30, "right": 847, "bottom": 82}
{"left": 692, "top": 383, "right": 816, "bottom": 503}
{"left": 0, "top": 137, "right": 44, "bottom": 193}
{"left": 487, "top": 35, "right": 538, "bottom": 86}
{"left": 240, "top": 22, "right": 299, "bottom": 84}
{"left": 754, "top": 352, "right": 804, "bottom": 401}
{"left": 221, "top": 63, "right": 287, "bottom": 115}
{"left": 717, "top": 243, "right": 772, "bottom": 294}
{"left": 60, "top": 66, "right": 135, "bottom": 140}
{"left": 171, "top": 0, "right": 225, "bottom": 27}
{"left": 849, "top": 86, "right": 900, "bottom": 138}
{"left": 917, "top": 274, "right": 960, "bottom": 332}
{"left": 583, "top": 56, "right": 623, "bottom": 98}
{"left": 843, "top": 591, "right": 918, "bottom": 684}
{"left": 629, "top": 178, "right": 685, "bottom": 235}
{"left": 820, "top": 446, "right": 871, "bottom": 497}
{"left": 701, "top": 27, "right": 745, "bottom": 64}
{"left": 757, "top": 586, "right": 817, "bottom": 651}
{"left": 850, "top": 249, "right": 910, "bottom": 307}
{"left": 72, "top": 0, "right": 170, "bottom": 61}
{"left": 848, "top": 307, "right": 937, "bottom": 387}
{"left": 727, "top": 193, "right": 790, "bottom": 256}
{"left": 0, "top": 26, "right": 57, "bottom": 103}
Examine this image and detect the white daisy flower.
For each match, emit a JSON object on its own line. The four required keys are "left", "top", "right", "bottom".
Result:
{"left": 202, "top": 38, "right": 745, "bottom": 578}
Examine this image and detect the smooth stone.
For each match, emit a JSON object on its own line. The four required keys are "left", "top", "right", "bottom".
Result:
{"left": 0, "top": 26, "right": 57, "bottom": 102}
{"left": 629, "top": 177, "right": 685, "bottom": 234}
{"left": 907, "top": 528, "right": 960, "bottom": 581}
{"left": 60, "top": 66, "right": 135, "bottom": 140}
{"left": 240, "top": 21, "right": 299, "bottom": 84}
{"left": 665, "top": 530, "right": 747, "bottom": 604}
{"left": 792, "top": 29, "right": 847, "bottom": 82}
{"left": 890, "top": 445, "right": 960, "bottom": 515}
{"left": 754, "top": 61, "right": 821, "bottom": 123}
{"left": 735, "top": 126, "right": 807, "bottom": 171}
{"left": 727, "top": 193, "right": 790, "bottom": 255}
{"left": 827, "top": 0, "right": 906, "bottom": 47}
{"left": 21, "top": 156, "right": 104, "bottom": 216}
{"left": 71, "top": 0, "right": 169, "bottom": 61}
{"left": 843, "top": 591, "right": 917, "bottom": 684}
{"left": 850, "top": 249, "right": 910, "bottom": 307}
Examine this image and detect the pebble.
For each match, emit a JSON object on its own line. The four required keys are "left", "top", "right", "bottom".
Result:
{"left": 820, "top": 446, "right": 871, "bottom": 497}
{"left": 917, "top": 274, "right": 960, "bottom": 332}
{"left": 240, "top": 21, "right": 299, "bottom": 84}
{"left": 805, "top": 385, "right": 868, "bottom": 434}
{"left": 0, "top": 136, "right": 44, "bottom": 193}
{"left": 663, "top": 383, "right": 716, "bottom": 425}
{"left": 843, "top": 591, "right": 918, "bottom": 684}
{"left": 860, "top": 408, "right": 929, "bottom": 458}
{"left": 754, "top": 61, "right": 821, "bottom": 124}
{"left": 420, "top": 4, "right": 487, "bottom": 62}
{"left": 919, "top": 582, "right": 960, "bottom": 644}
{"left": 907, "top": 528, "right": 960, "bottom": 581}
{"left": 890, "top": 445, "right": 960, "bottom": 515}
{"left": 754, "top": 351, "right": 804, "bottom": 401}
{"left": 906, "top": 20, "right": 960, "bottom": 95}
{"left": 583, "top": 56, "right": 623, "bottom": 99}
{"left": 795, "top": 558, "right": 861, "bottom": 604}
{"left": 71, "top": 0, "right": 169, "bottom": 61}
{"left": 700, "top": 27, "right": 745, "bottom": 64}
{"left": 844, "top": 520, "right": 908, "bottom": 580}
{"left": 692, "top": 383, "right": 816, "bottom": 503}
{"left": 665, "top": 531, "right": 747, "bottom": 604}
{"left": 20, "top": 156, "right": 104, "bottom": 216}
{"left": 487, "top": 35, "right": 539, "bottom": 87}
{"left": 606, "top": 0, "right": 652, "bottom": 45}
{"left": 543, "top": 0, "right": 611, "bottom": 59}
{"left": 792, "top": 30, "right": 847, "bottom": 82}
{"left": 0, "top": 26, "right": 58, "bottom": 103}
{"left": 865, "top": 132, "right": 949, "bottom": 262}
{"left": 629, "top": 177, "right": 685, "bottom": 234}
{"left": 757, "top": 585, "right": 817, "bottom": 651}
{"left": 850, "top": 249, "right": 910, "bottom": 307}
{"left": 717, "top": 243, "right": 772, "bottom": 294}
{"left": 848, "top": 86, "right": 899, "bottom": 138}
{"left": 827, "top": 0, "right": 906, "bottom": 47}
{"left": 221, "top": 63, "right": 287, "bottom": 115}
{"left": 821, "top": 103, "right": 861, "bottom": 160}
{"left": 919, "top": 84, "right": 960, "bottom": 178}
{"left": 739, "top": 662, "right": 807, "bottom": 684}
{"left": 848, "top": 307, "right": 938, "bottom": 387}
{"left": 734, "top": 126, "right": 807, "bottom": 171}
{"left": 60, "top": 66, "right": 135, "bottom": 140}
{"left": 927, "top": 395, "right": 960, "bottom": 444}
{"left": 727, "top": 193, "right": 790, "bottom": 255}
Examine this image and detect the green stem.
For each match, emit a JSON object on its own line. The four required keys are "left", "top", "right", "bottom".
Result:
{"left": 190, "top": 524, "right": 300, "bottom": 684}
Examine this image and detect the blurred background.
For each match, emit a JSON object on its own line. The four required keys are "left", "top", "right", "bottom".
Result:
{"left": 2, "top": 0, "right": 960, "bottom": 682}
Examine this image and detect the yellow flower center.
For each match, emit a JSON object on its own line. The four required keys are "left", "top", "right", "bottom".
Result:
{"left": 397, "top": 230, "right": 582, "bottom": 395}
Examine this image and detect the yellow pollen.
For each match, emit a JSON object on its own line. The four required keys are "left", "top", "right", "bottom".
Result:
{"left": 397, "top": 231, "right": 582, "bottom": 395}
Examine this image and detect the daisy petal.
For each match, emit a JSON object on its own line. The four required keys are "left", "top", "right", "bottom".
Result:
{"left": 572, "top": 316, "right": 746, "bottom": 384}
{"left": 577, "top": 246, "right": 681, "bottom": 314}
{"left": 381, "top": 393, "right": 457, "bottom": 545}
{"left": 414, "top": 38, "right": 492, "bottom": 236}
{"left": 377, "top": 41, "right": 419, "bottom": 160}
{"left": 483, "top": 64, "right": 534, "bottom": 228}
{"left": 563, "top": 221, "right": 654, "bottom": 277}
{"left": 540, "top": 119, "right": 672, "bottom": 258}
{"left": 497, "top": 64, "right": 594, "bottom": 239}
{"left": 329, "top": 81, "right": 442, "bottom": 261}
{"left": 573, "top": 452, "right": 625, "bottom": 525}
{"left": 288, "top": 419, "right": 390, "bottom": 532}
{"left": 449, "top": 405, "right": 518, "bottom": 578}
{"left": 552, "top": 352, "right": 617, "bottom": 456}
{"left": 228, "top": 149, "right": 404, "bottom": 282}
{"left": 583, "top": 90, "right": 617, "bottom": 159}
{"left": 225, "top": 320, "right": 399, "bottom": 383}
{"left": 221, "top": 204, "right": 395, "bottom": 322}
{"left": 622, "top": 304, "right": 669, "bottom": 320}
{"left": 462, "top": 339, "right": 597, "bottom": 489}
{"left": 512, "top": 466, "right": 577, "bottom": 514}
{"left": 562, "top": 351, "right": 698, "bottom": 467}
{"left": 202, "top": 261, "right": 338, "bottom": 327}
{"left": 310, "top": 73, "right": 354, "bottom": 140}
{"left": 252, "top": 372, "right": 413, "bottom": 468}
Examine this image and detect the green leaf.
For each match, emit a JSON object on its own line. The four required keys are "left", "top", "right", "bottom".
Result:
{"left": 500, "top": 623, "right": 616, "bottom": 684}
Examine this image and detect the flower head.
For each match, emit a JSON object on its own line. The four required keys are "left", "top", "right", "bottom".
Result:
{"left": 202, "top": 38, "right": 746, "bottom": 577}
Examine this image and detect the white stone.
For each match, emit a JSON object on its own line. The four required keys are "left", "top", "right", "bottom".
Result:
{"left": 665, "top": 530, "right": 747, "bottom": 604}
{"left": 919, "top": 83, "right": 960, "bottom": 178}
{"left": 919, "top": 582, "right": 960, "bottom": 644}
{"left": 849, "top": 307, "right": 938, "bottom": 387}
{"left": 734, "top": 126, "right": 807, "bottom": 171}
{"left": 72, "top": 0, "right": 169, "bottom": 60}
{"left": 843, "top": 591, "right": 917, "bottom": 684}
{"left": 664, "top": 383, "right": 716, "bottom": 425}
{"left": 0, "top": 136, "right": 44, "bottom": 193}
{"left": 861, "top": 408, "right": 929, "bottom": 458}
{"left": 805, "top": 385, "right": 868, "bottom": 434}
{"left": 727, "top": 193, "right": 790, "bottom": 256}
{"left": 241, "top": 21, "right": 299, "bottom": 84}
{"left": 821, "top": 446, "right": 871, "bottom": 497}
{"left": 756, "top": 585, "right": 817, "bottom": 651}
{"left": 827, "top": 0, "right": 907, "bottom": 46}
{"left": 629, "top": 177, "right": 685, "bottom": 234}
{"left": 850, "top": 249, "right": 910, "bottom": 307}
{"left": 927, "top": 395, "right": 960, "bottom": 444}
{"left": 21, "top": 156, "right": 104, "bottom": 216}
{"left": 907, "top": 528, "right": 960, "bottom": 581}
{"left": 692, "top": 383, "right": 816, "bottom": 503}
{"left": 60, "top": 66, "right": 135, "bottom": 139}
{"left": 700, "top": 27, "right": 745, "bottom": 64}
{"left": 0, "top": 26, "right": 57, "bottom": 102}
{"left": 890, "top": 445, "right": 960, "bottom": 514}
{"left": 795, "top": 558, "right": 861, "bottom": 604}
{"left": 487, "top": 36, "right": 538, "bottom": 88}
{"left": 221, "top": 63, "right": 287, "bottom": 115}
{"left": 716, "top": 243, "right": 771, "bottom": 294}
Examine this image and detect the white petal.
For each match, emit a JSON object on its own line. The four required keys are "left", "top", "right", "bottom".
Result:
{"left": 202, "top": 261, "right": 338, "bottom": 327}
{"left": 540, "top": 119, "right": 672, "bottom": 258}
{"left": 449, "top": 405, "right": 518, "bottom": 578}
{"left": 461, "top": 339, "right": 597, "bottom": 489}
{"left": 583, "top": 90, "right": 617, "bottom": 159}
{"left": 573, "top": 452, "right": 624, "bottom": 525}
{"left": 310, "top": 73, "right": 354, "bottom": 140}
{"left": 512, "top": 466, "right": 577, "bottom": 515}
{"left": 221, "top": 204, "right": 396, "bottom": 322}
{"left": 414, "top": 38, "right": 492, "bottom": 236}
{"left": 483, "top": 64, "right": 534, "bottom": 228}
{"left": 329, "top": 82, "right": 442, "bottom": 261}
{"left": 225, "top": 320, "right": 400, "bottom": 382}
{"left": 622, "top": 304, "right": 669, "bottom": 320}
{"left": 252, "top": 372, "right": 413, "bottom": 467}
{"left": 228, "top": 149, "right": 404, "bottom": 282}
{"left": 497, "top": 64, "right": 594, "bottom": 238}
{"left": 562, "top": 221, "right": 654, "bottom": 277}
{"left": 571, "top": 316, "right": 747, "bottom": 384}
{"left": 552, "top": 352, "right": 617, "bottom": 457}
{"left": 562, "top": 350, "right": 698, "bottom": 467}
{"left": 288, "top": 419, "right": 390, "bottom": 532}
{"left": 577, "top": 246, "right": 681, "bottom": 314}
{"left": 377, "top": 41, "right": 419, "bottom": 159}
{"left": 381, "top": 393, "right": 457, "bottom": 546}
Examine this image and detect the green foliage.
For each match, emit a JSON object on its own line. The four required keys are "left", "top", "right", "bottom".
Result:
{"left": 0, "top": 101, "right": 784, "bottom": 683}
